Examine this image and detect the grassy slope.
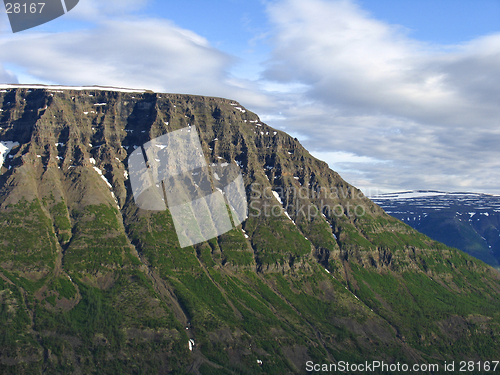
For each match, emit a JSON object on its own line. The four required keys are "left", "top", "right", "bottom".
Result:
{"left": 0, "top": 88, "right": 499, "bottom": 374}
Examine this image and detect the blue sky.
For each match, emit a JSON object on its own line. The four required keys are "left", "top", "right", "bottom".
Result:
{"left": 360, "top": 0, "right": 500, "bottom": 44}
{"left": 1, "top": 0, "right": 499, "bottom": 195}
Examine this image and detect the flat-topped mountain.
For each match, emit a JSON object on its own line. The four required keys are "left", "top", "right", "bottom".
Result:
{"left": 1, "top": 86, "right": 500, "bottom": 374}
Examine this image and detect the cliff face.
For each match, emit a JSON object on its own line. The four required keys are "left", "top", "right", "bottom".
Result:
{"left": 0, "top": 86, "right": 500, "bottom": 374}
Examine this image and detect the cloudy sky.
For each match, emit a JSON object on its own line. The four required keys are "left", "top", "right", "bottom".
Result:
{"left": 1, "top": 0, "right": 499, "bottom": 195}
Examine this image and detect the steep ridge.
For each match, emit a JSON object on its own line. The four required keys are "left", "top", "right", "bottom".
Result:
{"left": 0, "top": 86, "right": 500, "bottom": 374}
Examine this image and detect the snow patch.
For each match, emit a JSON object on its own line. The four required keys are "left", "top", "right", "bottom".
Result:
{"left": 284, "top": 211, "right": 296, "bottom": 225}
{"left": 272, "top": 191, "right": 282, "bottom": 204}
{"left": 0, "top": 141, "right": 19, "bottom": 169}
{"left": 0, "top": 84, "right": 147, "bottom": 93}
{"left": 93, "top": 166, "right": 113, "bottom": 189}
{"left": 371, "top": 191, "right": 447, "bottom": 200}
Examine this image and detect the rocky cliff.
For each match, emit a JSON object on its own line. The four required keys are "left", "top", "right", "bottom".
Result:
{"left": 0, "top": 85, "right": 499, "bottom": 374}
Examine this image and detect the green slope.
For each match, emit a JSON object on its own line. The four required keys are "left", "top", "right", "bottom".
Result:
{"left": 0, "top": 87, "right": 499, "bottom": 374}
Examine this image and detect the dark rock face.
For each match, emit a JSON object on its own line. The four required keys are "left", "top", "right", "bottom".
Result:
{"left": 1, "top": 87, "right": 500, "bottom": 374}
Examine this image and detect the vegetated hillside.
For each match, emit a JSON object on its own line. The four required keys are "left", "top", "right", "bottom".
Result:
{"left": 372, "top": 191, "right": 500, "bottom": 269}
{"left": 0, "top": 86, "right": 500, "bottom": 375}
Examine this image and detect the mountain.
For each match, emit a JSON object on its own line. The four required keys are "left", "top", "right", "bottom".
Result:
{"left": 371, "top": 190, "right": 500, "bottom": 269}
{"left": 1, "top": 85, "right": 500, "bottom": 374}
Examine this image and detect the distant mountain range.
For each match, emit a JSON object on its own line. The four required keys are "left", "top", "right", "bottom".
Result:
{"left": 371, "top": 191, "right": 500, "bottom": 269}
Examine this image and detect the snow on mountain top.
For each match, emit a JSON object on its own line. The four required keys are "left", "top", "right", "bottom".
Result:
{"left": 372, "top": 190, "right": 500, "bottom": 215}
{"left": 370, "top": 191, "right": 448, "bottom": 200}
{"left": 0, "top": 84, "right": 147, "bottom": 93}
{"left": 370, "top": 190, "right": 487, "bottom": 200}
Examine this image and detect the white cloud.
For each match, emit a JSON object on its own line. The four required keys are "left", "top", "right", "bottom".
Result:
{"left": 0, "top": 0, "right": 273, "bottom": 108}
{"left": 0, "top": 16, "right": 272, "bottom": 108}
{"left": 0, "top": 65, "right": 17, "bottom": 83}
{"left": 312, "top": 151, "right": 387, "bottom": 166}
{"left": 1, "top": 0, "right": 499, "bottom": 195}
{"left": 0, "top": 19, "right": 227, "bottom": 92}
{"left": 261, "top": 0, "right": 500, "bottom": 194}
